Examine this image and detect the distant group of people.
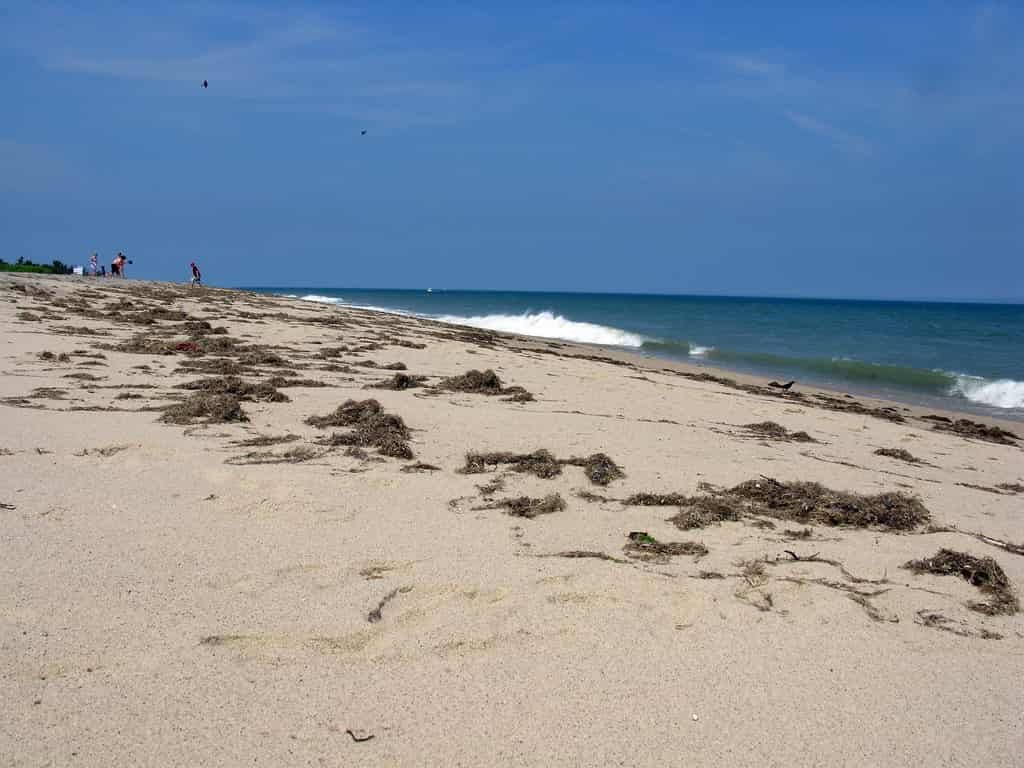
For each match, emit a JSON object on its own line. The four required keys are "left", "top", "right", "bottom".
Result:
{"left": 84, "top": 251, "right": 203, "bottom": 286}
{"left": 87, "top": 251, "right": 130, "bottom": 278}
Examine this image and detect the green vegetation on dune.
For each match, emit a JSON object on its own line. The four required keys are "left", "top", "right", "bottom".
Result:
{"left": 0, "top": 258, "right": 75, "bottom": 275}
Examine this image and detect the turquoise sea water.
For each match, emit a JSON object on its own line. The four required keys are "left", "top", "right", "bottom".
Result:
{"left": 248, "top": 288, "right": 1024, "bottom": 420}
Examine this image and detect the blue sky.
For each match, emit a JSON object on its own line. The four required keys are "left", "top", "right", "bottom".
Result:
{"left": 1, "top": 2, "right": 1021, "bottom": 300}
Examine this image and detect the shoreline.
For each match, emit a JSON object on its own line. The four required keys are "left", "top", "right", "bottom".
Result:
{"left": 274, "top": 288, "right": 1024, "bottom": 431}
{"left": 258, "top": 287, "right": 1024, "bottom": 424}
{"left": 3, "top": 273, "right": 1022, "bottom": 767}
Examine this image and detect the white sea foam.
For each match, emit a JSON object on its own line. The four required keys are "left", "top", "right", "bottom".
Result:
{"left": 952, "top": 376, "right": 1024, "bottom": 409}
{"left": 299, "top": 294, "right": 345, "bottom": 305}
{"left": 435, "top": 310, "right": 645, "bottom": 347}
{"left": 689, "top": 345, "right": 714, "bottom": 357}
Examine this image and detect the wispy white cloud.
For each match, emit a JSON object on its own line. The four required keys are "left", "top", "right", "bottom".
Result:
{"left": 785, "top": 111, "right": 872, "bottom": 156}
{"left": 712, "top": 53, "right": 786, "bottom": 78}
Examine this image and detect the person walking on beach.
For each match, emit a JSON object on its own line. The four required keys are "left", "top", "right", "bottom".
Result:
{"left": 89, "top": 252, "right": 98, "bottom": 276}
{"left": 190, "top": 261, "right": 202, "bottom": 287}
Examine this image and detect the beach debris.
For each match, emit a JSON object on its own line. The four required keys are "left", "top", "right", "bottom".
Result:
{"left": 723, "top": 476, "right": 929, "bottom": 530}
{"left": 545, "top": 550, "right": 627, "bottom": 563}
{"left": 697, "top": 570, "right": 725, "bottom": 579}
{"left": 175, "top": 358, "right": 248, "bottom": 376}
{"left": 669, "top": 497, "right": 743, "bottom": 530}
{"left": 629, "top": 478, "right": 928, "bottom": 531}
{"left": 37, "top": 351, "right": 71, "bottom": 362}
{"left": 483, "top": 494, "right": 566, "bottom": 519}
{"left": 576, "top": 490, "right": 612, "bottom": 503}
{"left": 624, "top": 531, "right": 707, "bottom": 563}
{"left": 263, "top": 376, "right": 328, "bottom": 389}
{"left": 231, "top": 434, "right": 300, "bottom": 448}
{"left": 923, "top": 416, "right": 1018, "bottom": 445}
{"left": 768, "top": 380, "right": 796, "bottom": 390}
{"left": 810, "top": 393, "right": 906, "bottom": 423}
{"left": 460, "top": 449, "right": 622, "bottom": 484}
{"left": 737, "top": 558, "right": 769, "bottom": 587}
{"left": 368, "top": 373, "right": 426, "bottom": 390}
{"left": 198, "top": 634, "right": 250, "bottom": 646}
{"left": 367, "top": 587, "right": 405, "bottom": 623}
{"left": 559, "top": 453, "right": 625, "bottom": 485}
{"left": 913, "top": 610, "right": 1002, "bottom": 640}
{"left": 441, "top": 370, "right": 506, "bottom": 393}
{"left": 160, "top": 393, "right": 248, "bottom": 424}
{"left": 874, "top": 447, "right": 923, "bottom": 464}
{"left": 225, "top": 446, "right": 321, "bottom": 465}
{"left": 903, "top": 549, "right": 1018, "bottom": 615}
{"left": 477, "top": 475, "right": 507, "bottom": 496}
{"left": 783, "top": 527, "right": 814, "bottom": 539}
{"left": 400, "top": 462, "right": 441, "bottom": 473}
{"left": 461, "top": 449, "right": 562, "bottom": 479}
{"left": 437, "top": 369, "right": 534, "bottom": 401}
{"left": 741, "top": 421, "right": 817, "bottom": 443}
{"left": 73, "top": 445, "right": 132, "bottom": 458}
{"left": 306, "top": 398, "right": 414, "bottom": 459}
{"left": 345, "top": 729, "right": 374, "bottom": 743}
{"left": 176, "top": 375, "right": 289, "bottom": 403}
{"left": 63, "top": 372, "right": 103, "bottom": 381}
{"left": 955, "top": 482, "right": 1021, "bottom": 496}
{"left": 625, "top": 492, "right": 691, "bottom": 506}
{"left": 29, "top": 387, "right": 69, "bottom": 400}
{"left": 505, "top": 390, "right": 535, "bottom": 402}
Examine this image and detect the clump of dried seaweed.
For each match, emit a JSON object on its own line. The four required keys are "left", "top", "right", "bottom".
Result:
{"left": 874, "top": 447, "right": 923, "bottom": 464}
{"left": 923, "top": 416, "right": 1018, "bottom": 446}
{"left": 559, "top": 453, "right": 624, "bottom": 486}
{"left": 668, "top": 497, "right": 744, "bottom": 530}
{"left": 483, "top": 494, "right": 566, "bottom": 519}
{"left": 437, "top": 369, "right": 534, "bottom": 401}
{"left": 623, "top": 531, "right": 708, "bottom": 563}
{"left": 742, "top": 421, "right": 817, "bottom": 443}
{"left": 176, "top": 376, "right": 288, "bottom": 403}
{"left": 368, "top": 373, "right": 427, "bottom": 391}
{"left": 903, "top": 549, "right": 1018, "bottom": 616}
{"left": 724, "top": 476, "right": 929, "bottom": 530}
{"left": 460, "top": 449, "right": 562, "bottom": 479}
{"left": 624, "top": 492, "right": 691, "bottom": 506}
{"left": 160, "top": 393, "right": 248, "bottom": 424}
{"left": 306, "top": 398, "right": 413, "bottom": 459}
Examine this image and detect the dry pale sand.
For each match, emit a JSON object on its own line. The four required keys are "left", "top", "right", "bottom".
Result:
{"left": 2, "top": 274, "right": 1022, "bottom": 767}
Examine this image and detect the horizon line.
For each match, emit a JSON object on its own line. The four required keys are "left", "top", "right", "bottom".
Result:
{"left": 237, "top": 285, "right": 1024, "bottom": 307}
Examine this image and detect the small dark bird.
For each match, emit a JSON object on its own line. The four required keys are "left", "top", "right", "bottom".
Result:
{"left": 768, "top": 380, "right": 796, "bottom": 391}
{"left": 202, "top": 80, "right": 208, "bottom": 89}
{"left": 361, "top": 129, "right": 367, "bottom": 136}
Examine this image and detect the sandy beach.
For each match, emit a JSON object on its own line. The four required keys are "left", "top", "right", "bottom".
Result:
{"left": 2, "top": 273, "right": 1022, "bottom": 766}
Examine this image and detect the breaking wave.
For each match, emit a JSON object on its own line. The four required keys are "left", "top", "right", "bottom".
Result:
{"left": 299, "top": 294, "right": 345, "bottom": 305}
{"left": 951, "top": 376, "right": 1024, "bottom": 409}
{"left": 435, "top": 310, "right": 645, "bottom": 347}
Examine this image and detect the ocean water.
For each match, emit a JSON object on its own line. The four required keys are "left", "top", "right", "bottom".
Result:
{"left": 249, "top": 288, "right": 1024, "bottom": 420}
